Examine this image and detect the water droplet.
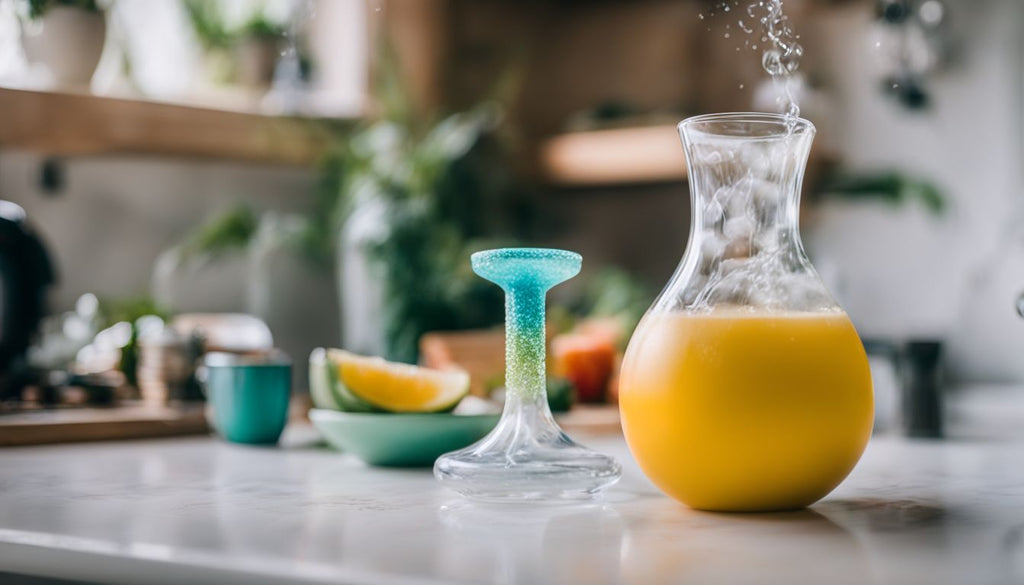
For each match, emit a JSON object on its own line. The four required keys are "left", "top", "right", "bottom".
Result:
{"left": 724, "top": 5, "right": 730, "bottom": 12}
{"left": 762, "top": 49, "right": 784, "bottom": 76}
{"left": 752, "top": 44, "right": 758, "bottom": 50}
{"left": 739, "top": 83, "right": 745, "bottom": 89}
{"left": 724, "top": 32, "right": 731, "bottom": 38}
{"left": 780, "top": 44, "right": 803, "bottom": 73}
{"left": 874, "top": 41, "right": 882, "bottom": 48}
{"left": 698, "top": 13, "right": 705, "bottom": 20}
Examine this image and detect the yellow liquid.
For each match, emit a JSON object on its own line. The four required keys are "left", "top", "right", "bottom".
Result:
{"left": 619, "top": 310, "right": 873, "bottom": 511}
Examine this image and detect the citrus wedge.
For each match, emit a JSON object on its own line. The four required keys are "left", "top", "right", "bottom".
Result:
{"left": 325, "top": 349, "right": 470, "bottom": 413}
{"left": 309, "top": 348, "right": 343, "bottom": 410}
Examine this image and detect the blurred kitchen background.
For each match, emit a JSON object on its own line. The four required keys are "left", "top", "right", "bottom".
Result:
{"left": 0, "top": 0, "right": 1021, "bottom": 440}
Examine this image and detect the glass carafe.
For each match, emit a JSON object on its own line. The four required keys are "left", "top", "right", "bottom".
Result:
{"left": 619, "top": 113, "right": 874, "bottom": 512}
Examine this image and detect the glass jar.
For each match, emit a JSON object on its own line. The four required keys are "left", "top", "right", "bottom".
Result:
{"left": 619, "top": 113, "right": 874, "bottom": 512}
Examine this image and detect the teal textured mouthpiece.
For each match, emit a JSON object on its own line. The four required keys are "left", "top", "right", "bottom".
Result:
{"left": 471, "top": 248, "right": 581, "bottom": 401}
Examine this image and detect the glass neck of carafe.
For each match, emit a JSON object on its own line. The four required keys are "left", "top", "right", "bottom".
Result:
{"left": 669, "top": 113, "right": 827, "bottom": 311}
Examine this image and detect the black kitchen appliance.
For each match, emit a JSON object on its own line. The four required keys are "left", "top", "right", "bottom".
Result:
{"left": 0, "top": 200, "right": 55, "bottom": 400}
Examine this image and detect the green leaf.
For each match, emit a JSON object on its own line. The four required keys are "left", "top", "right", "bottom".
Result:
{"left": 818, "top": 170, "right": 948, "bottom": 216}
{"left": 177, "top": 204, "right": 258, "bottom": 262}
{"left": 26, "top": 0, "right": 99, "bottom": 20}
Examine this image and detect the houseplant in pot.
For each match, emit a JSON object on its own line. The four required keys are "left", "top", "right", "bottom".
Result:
{"left": 311, "top": 43, "right": 531, "bottom": 363}
{"left": 19, "top": 0, "right": 106, "bottom": 88}
{"left": 183, "top": 0, "right": 290, "bottom": 92}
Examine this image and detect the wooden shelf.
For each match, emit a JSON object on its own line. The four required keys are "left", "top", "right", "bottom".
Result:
{"left": 0, "top": 88, "right": 340, "bottom": 166}
{"left": 539, "top": 124, "right": 688, "bottom": 187}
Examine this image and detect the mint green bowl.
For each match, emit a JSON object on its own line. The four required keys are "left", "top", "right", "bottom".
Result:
{"left": 309, "top": 409, "right": 500, "bottom": 467}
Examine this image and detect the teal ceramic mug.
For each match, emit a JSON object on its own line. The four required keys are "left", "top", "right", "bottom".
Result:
{"left": 201, "top": 352, "right": 291, "bottom": 445}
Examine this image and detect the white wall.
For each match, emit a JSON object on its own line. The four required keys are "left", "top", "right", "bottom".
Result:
{"left": 807, "top": 0, "right": 1023, "bottom": 341}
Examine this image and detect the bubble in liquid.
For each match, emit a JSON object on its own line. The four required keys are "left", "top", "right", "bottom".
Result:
{"left": 724, "top": 32, "right": 731, "bottom": 38}
{"left": 738, "top": 19, "right": 753, "bottom": 33}
{"left": 703, "top": 199, "right": 725, "bottom": 226}
{"left": 701, "top": 233, "right": 728, "bottom": 260}
{"left": 698, "top": 13, "right": 705, "bottom": 20}
{"left": 724, "top": 216, "right": 756, "bottom": 240}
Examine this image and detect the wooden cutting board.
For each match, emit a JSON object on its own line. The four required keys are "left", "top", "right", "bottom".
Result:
{"left": 0, "top": 404, "right": 209, "bottom": 447}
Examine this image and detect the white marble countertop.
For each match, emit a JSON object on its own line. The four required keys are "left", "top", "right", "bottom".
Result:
{"left": 2, "top": 387, "right": 1024, "bottom": 585}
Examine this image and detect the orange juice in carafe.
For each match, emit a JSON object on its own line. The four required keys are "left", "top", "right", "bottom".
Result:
{"left": 620, "top": 112, "right": 874, "bottom": 511}
{"left": 619, "top": 309, "right": 873, "bottom": 511}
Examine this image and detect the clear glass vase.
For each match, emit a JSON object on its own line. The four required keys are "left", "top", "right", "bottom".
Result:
{"left": 619, "top": 113, "right": 874, "bottom": 512}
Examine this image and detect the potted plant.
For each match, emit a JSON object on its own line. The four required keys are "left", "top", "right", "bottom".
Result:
{"left": 328, "top": 108, "right": 515, "bottom": 363}
{"left": 19, "top": 0, "right": 106, "bottom": 88}
{"left": 234, "top": 15, "right": 287, "bottom": 90}
{"left": 183, "top": 0, "right": 289, "bottom": 91}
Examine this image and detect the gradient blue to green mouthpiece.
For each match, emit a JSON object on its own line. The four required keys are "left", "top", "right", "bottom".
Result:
{"left": 471, "top": 248, "right": 582, "bottom": 401}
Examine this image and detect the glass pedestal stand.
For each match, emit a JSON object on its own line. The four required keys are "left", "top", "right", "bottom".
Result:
{"left": 434, "top": 248, "right": 621, "bottom": 501}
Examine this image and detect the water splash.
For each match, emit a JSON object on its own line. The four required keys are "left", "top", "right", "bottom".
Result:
{"left": 700, "top": 1, "right": 804, "bottom": 125}
{"left": 749, "top": 0, "right": 803, "bottom": 123}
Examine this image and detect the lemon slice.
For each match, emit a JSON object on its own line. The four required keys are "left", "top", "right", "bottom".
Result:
{"left": 309, "top": 348, "right": 344, "bottom": 410}
{"left": 326, "top": 349, "right": 470, "bottom": 413}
